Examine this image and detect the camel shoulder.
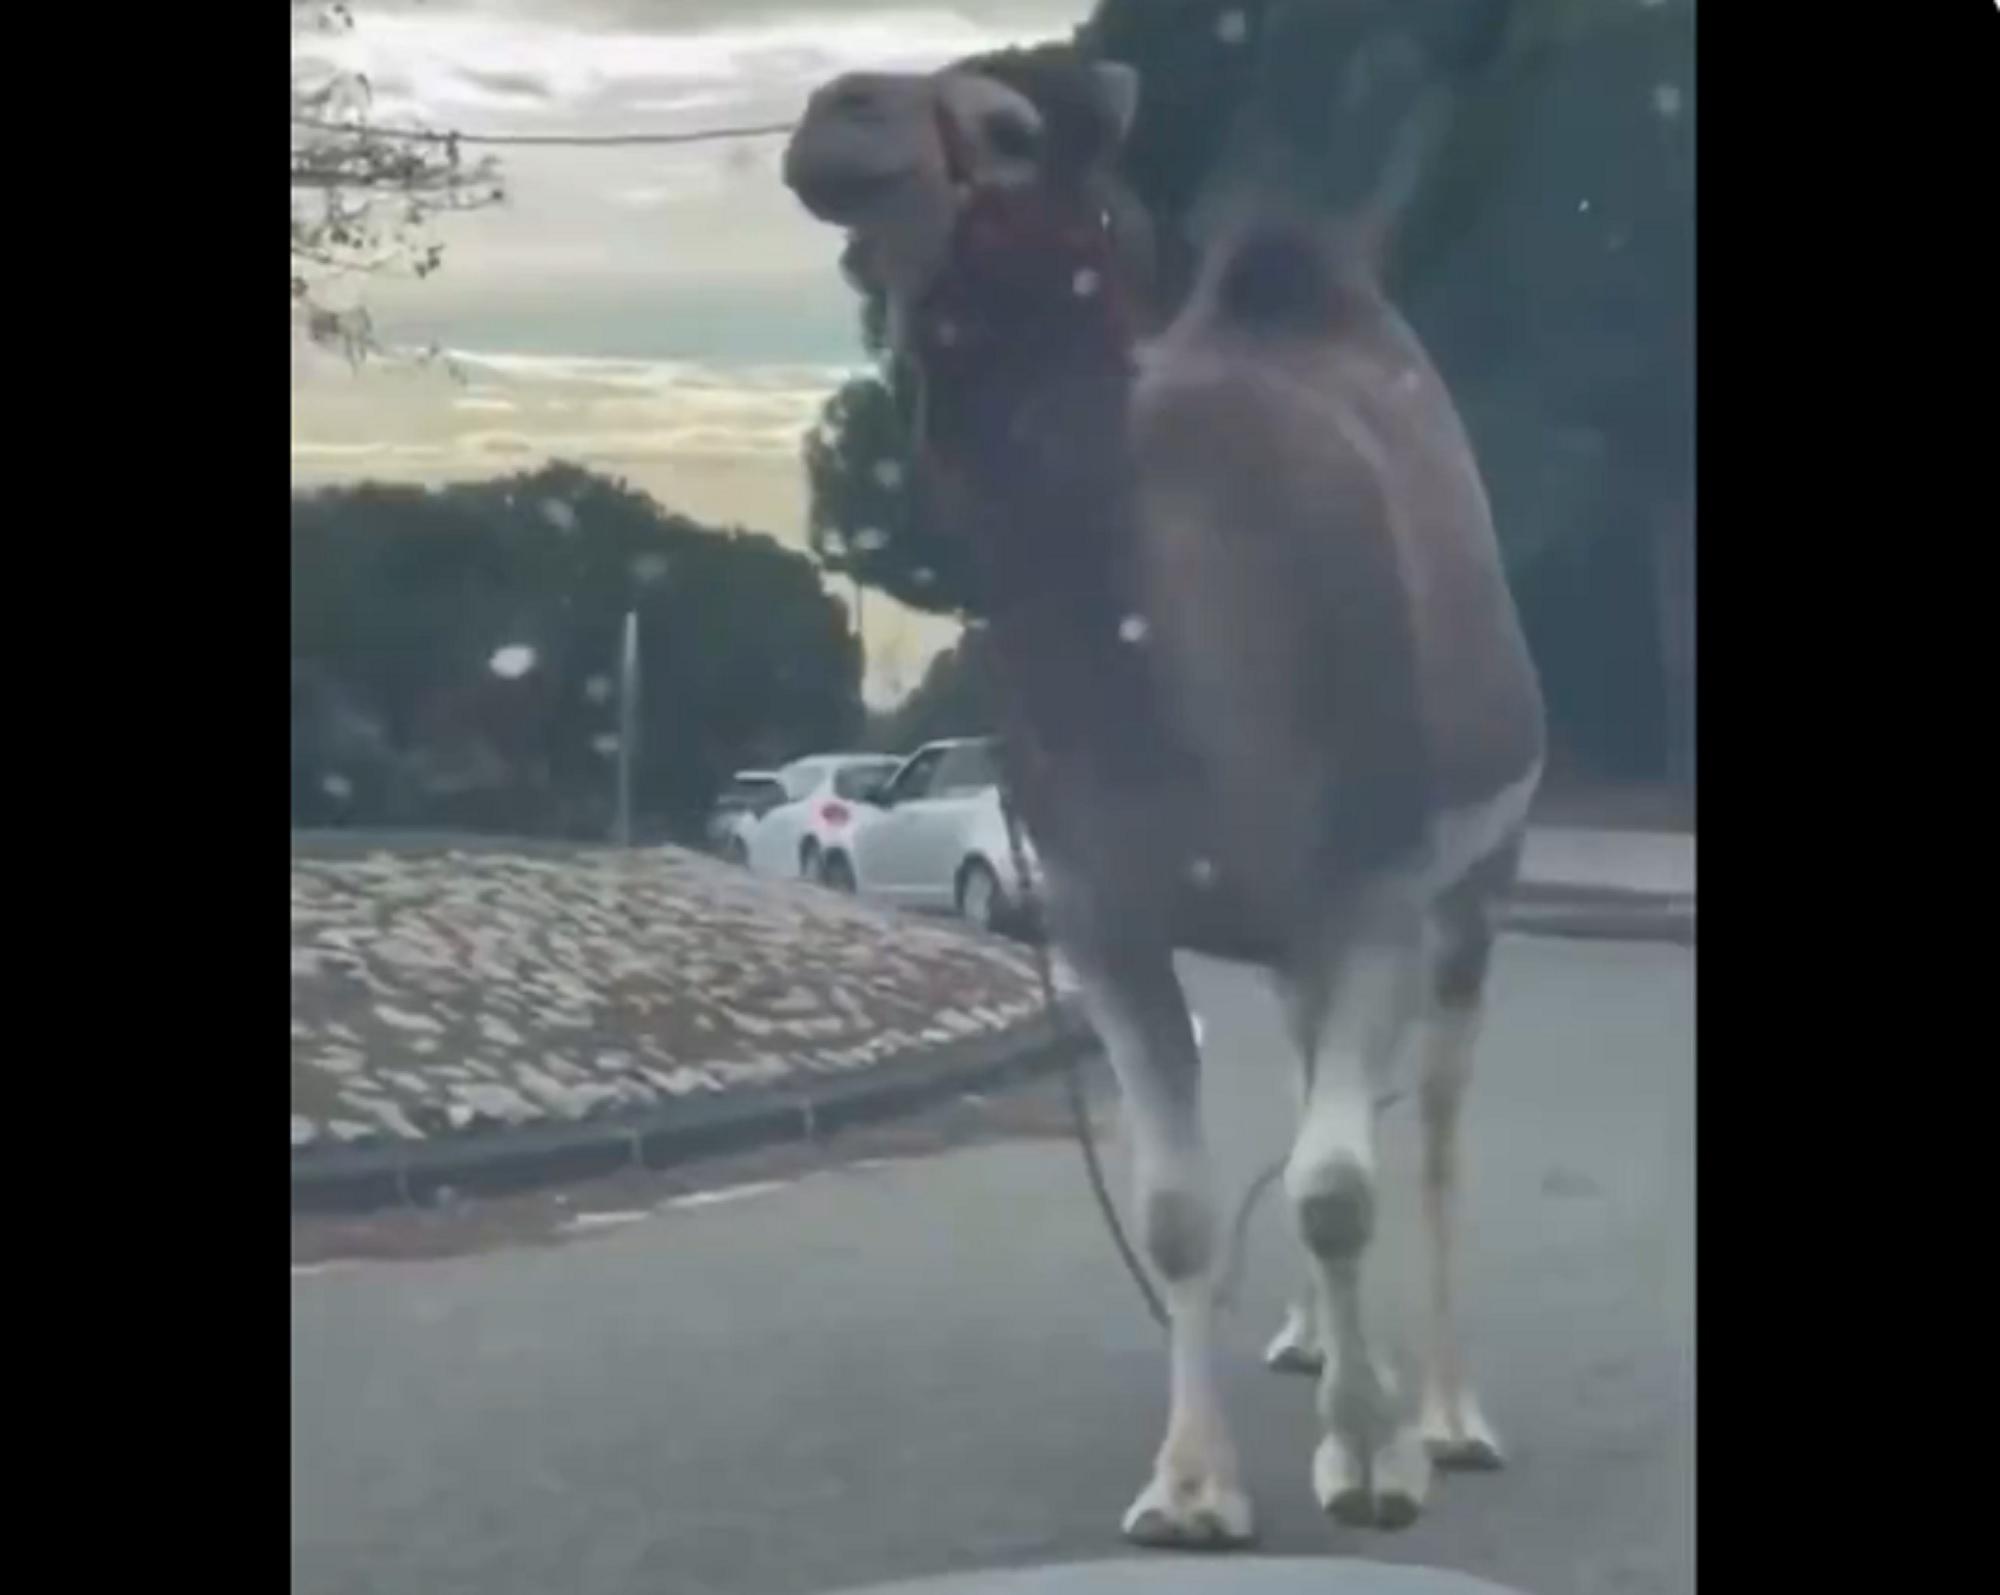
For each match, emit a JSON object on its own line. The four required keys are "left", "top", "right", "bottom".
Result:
{"left": 1129, "top": 342, "right": 1388, "bottom": 511}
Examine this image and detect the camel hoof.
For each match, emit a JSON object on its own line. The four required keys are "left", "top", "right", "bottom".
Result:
{"left": 1313, "top": 1426, "right": 1430, "bottom": 1531}
{"left": 1263, "top": 1305, "right": 1324, "bottom": 1376}
{"left": 1121, "top": 1470, "right": 1256, "bottom": 1550}
{"left": 1421, "top": 1388, "right": 1507, "bottom": 1471}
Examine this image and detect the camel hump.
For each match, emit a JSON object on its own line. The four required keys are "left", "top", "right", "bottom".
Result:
{"left": 1205, "top": 211, "right": 1381, "bottom": 342}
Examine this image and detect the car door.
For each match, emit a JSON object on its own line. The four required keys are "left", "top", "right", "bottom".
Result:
{"left": 745, "top": 761, "right": 822, "bottom": 878}
{"left": 851, "top": 746, "right": 946, "bottom": 903}
{"left": 910, "top": 742, "right": 1005, "bottom": 908}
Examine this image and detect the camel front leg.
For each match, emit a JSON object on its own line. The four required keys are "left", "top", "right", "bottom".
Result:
{"left": 1069, "top": 936, "right": 1253, "bottom": 1550}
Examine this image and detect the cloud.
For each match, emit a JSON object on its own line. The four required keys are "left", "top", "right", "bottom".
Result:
{"left": 301, "top": 5, "right": 1060, "bottom": 130}
{"left": 290, "top": 1, "right": 1068, "bottom": 702}
{"left": 453, "top": 65, "right": 555, "bottom": 100}
{"left": 294, "top": 349, "right": 857, "bottom": 470}
{"left": 294, "top": 3, "right": 1089, "bottom": 357}
{"left": 290, "top": 342, "right": 954, "bottom": 707}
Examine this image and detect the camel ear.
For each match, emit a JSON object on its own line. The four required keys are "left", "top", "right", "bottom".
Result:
{"left": 1093, "top": 62, "right": 1140, "bottom": 147}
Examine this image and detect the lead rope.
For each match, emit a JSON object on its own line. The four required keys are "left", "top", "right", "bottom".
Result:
{"left": 996, "top": 777, "right": 1167, "bottom": 1330}
{"left": 995, "top": 776, "right": 1284, "bottom": 1332}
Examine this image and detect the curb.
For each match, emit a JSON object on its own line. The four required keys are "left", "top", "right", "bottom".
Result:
{"left": 291, "top": 893, "right": 1689, "bottom": 1215}
{"left": 291, "top": 1004, "right": 1098, "bottom": 1215}
{"left": 1500, "top": 892, "right": 1695, "bottom": 946}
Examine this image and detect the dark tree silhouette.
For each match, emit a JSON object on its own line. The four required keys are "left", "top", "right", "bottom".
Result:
{"left": 292, "top": 463, "right": 865, "bottom": 836}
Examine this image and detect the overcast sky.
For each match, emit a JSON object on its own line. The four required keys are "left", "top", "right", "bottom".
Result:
{"left": 292, "top": 1, "right": 1091, "bottom": 703}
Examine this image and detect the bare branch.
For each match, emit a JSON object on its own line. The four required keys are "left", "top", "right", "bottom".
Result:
{"left": 288, "top": 6, "right": 505, "bottom": 362}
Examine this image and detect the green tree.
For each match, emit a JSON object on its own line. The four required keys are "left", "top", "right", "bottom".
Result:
{"left": 805, "top": 370, "right": 978, "bottom": 619}
{"left": 1089, "top": 0, "right": 1693, "bottom": 781}
{"left": 866, "top": 628, "right": 1001, "bottom": 753}
{"left": 292, "top": 464, "right": 864, "bottom": 836}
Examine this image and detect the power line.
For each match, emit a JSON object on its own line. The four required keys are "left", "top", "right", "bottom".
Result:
{"left": 291, "top": 115, "right": 795, "bottom": 148}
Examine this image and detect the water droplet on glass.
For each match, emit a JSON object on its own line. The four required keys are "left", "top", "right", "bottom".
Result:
{"left": 591, "top": 733, "right": 621, "bottom": 757}
{"left": 1215, "top": 9, "right": 1248, "bottom": 45}
{"left": 1188, "top": 857, "right": 1218, "bottom": 888}
{"left": 1072, "top": 267, "right": 1101, "bottom": 298}
{"left": 583, "top": 675, "right": 613, "bottom": 705}
{"left": 853, "top": 527, "right": 890, "bottom": 553}
{"left": 1577, "top": 198, "right": 1593, "bottom": 215}
{"left": 488, "top": 644, "right": 537, "bottom": 680}
{"left": 934, "top": 318, "right": 961, "bottom": 347}
{"left": 540, "top": 497, "right": 578, "bottom": 533}
{"left": 1652, "top": 82, "right": 1683, "bottom": 120}
{"left": 871, "top": 459, "right": 904, "bottom": 490}
{"left": 630, "top": 552, "right": 671, "bottom": 586}
{"left": 321, "top": 772, "right": 354, "bottom": 803}
{"left": 912, "top": 567, "right": 936, "bottom": 587}
{"left": 1118, "top": 614, "right": 1149, "bottom": 644}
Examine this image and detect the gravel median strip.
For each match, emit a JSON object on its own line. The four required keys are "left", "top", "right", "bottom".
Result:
{"left": 292, "top": 840, "right": 1084, "bottom": 1209}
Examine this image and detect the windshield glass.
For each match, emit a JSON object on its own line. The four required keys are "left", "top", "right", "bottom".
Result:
{"left": 779, "top": 760, "right": 832, "bottom": 802}
{"left": 718, "top": 776, "right": 783, "bottom": 810}
{"left": 931, "top": 741, "right": 1000, "bottom": 797}
{"left": 293, "top": 6, "right": 1694, "bottom": 1595}
{"left": 834, "top": 759, "right": 900, "bottom": 799}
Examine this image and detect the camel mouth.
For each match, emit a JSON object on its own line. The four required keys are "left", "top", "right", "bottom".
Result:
{"left": 783, "top": 161, "right": 908, "bottom": 224}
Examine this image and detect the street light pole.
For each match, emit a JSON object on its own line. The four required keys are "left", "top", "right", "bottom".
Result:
{"left": 615, "top": 608, "right": 639, "bottom": 847}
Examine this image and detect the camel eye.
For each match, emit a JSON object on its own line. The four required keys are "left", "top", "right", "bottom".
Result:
{"left": 983, "top": 112, "right": 1042, "bottom": 163}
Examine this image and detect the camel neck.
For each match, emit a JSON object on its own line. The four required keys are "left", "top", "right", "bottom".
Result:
{"left": 911, "top": 195, "right": 1139, "bottom": 598}
{"left": 913, "top": 191, "right": 1133, "bottom": 464}
{"left": 910, "top": 225, "right": 1178, "bottom": 781}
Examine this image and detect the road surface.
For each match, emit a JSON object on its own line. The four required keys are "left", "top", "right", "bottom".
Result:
{"left": 292, "top": 937, "right": 1693, "bottom": 1595}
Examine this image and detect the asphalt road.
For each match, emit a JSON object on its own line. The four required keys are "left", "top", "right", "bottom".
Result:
{"left": 292, "top": 936, "right": 1693, "bottom": 1595}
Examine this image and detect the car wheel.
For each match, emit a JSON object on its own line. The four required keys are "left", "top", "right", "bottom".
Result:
{"left": 820, "top": 852, "right": 857, "bottom": 893}
{"left": 956, "top": 860, "right": 1008, "bottom": 933}
{"left": 799, "top": 839, "right": 821, "bottom": 879}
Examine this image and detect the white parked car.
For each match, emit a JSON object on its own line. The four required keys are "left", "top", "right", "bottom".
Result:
{"left": 704, "top": 770, "right": 787, "bottom": 860}
{"left": 741, "top": 752, "right": 905, "bottom": 882}
{"left": 821, "top": 738, "right": 1042, "bottom": 936}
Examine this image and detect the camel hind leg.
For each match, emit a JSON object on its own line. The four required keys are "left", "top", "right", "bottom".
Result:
{"left": 1414, "top": 864, "right": 1510, "bottom": 1470}
{"left": 1281, "top": 931, "right": 1432, "bottom": 1529}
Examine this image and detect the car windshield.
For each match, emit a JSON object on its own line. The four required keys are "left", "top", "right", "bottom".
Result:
{"left": 931, "top": 741, "right": 1000, "bottom": 797}
{"left": 779, "top": 761, "right": 832, "bottom": 802}
{"left": 293, "top": 5, "right": 1694, "bottom": 1595}
{"left": 718, "top": 777, "right": 783, "bottom": 810}
{"left": 834, "top": 760, "right": 900, "bottom": 800}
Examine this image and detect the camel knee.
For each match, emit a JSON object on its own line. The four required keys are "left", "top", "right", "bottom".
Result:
{"left": 1142, "top": 1184, "right": 1217, "bottom": 1282}
{"left": 1431, "top": 926, "right": 1494, "bottom": 1013}
{"left": 1290, "top": 1154, "right": 1376, "bottom": 1262}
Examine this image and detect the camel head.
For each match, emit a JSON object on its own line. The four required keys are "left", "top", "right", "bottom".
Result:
{"left": 783, "top": 50, "right": 1147, "bottom": 345}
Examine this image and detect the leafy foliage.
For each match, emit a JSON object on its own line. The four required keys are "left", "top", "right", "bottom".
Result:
{"left": 864, "top": 628, "right": 1001, "bottom": 753}
{"left": 290, "top": 2, "right": 506, "bottom": 363}
{"left": 804, "top": 371, "right": 982, "bottom": 618}
{"left": 292, "top": 464, "right": 865, "bottom": 836}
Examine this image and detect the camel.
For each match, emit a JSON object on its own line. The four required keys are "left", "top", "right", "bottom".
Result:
{"left": 783, "top": 47, "right": 1545, "bottom": 1548}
